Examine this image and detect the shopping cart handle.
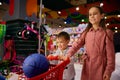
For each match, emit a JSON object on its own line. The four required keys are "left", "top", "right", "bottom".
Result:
{"left": 47, "top": 55, "right": 59, "bottom": 60}
{"left": 47, "top": 55, "right": 70, "bottom": 61}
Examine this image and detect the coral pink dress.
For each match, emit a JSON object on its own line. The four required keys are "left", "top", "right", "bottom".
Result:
{"left": 67, "top": 27, "right": 115, "bottom": 80}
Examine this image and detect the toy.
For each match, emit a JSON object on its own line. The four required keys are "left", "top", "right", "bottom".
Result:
{"left": 17, "top": 22, "right": 39, "bottom": 39}
{"left": 22, "top": 53, "right": 49, "bottom": 78}
{"left": 0, "top": 75, "right": 5, "bottom": 80}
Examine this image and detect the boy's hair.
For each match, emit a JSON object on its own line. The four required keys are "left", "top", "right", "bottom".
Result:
{"left": 57, "top": 31, "right": 70, "bottom": 40}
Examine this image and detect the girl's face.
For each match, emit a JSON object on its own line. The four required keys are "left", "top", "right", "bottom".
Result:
{"left": 89, "top": 7, "right": 104, "bottom": 25}
{"left": 56, "top": 37, "right": 69, "bottom": 50}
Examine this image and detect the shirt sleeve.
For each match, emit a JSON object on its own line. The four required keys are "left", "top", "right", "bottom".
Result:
{"left": 104, "top": 29, "right": 115, "bottom": 77}
{"left": 67, "top": 32, "right": 86, "bottom": 57}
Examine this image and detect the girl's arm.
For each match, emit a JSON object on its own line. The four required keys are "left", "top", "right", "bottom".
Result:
{"left": 104, "top": 29, "right": 115, "bottom": 78}
{"left": 67, "top": 32, "right": 86, "bottom": 57}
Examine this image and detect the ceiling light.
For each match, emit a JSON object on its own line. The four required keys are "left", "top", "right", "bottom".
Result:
{"left": 117, "top": 15, "right": 120, "bottom": 17}
{"left": 115, "top": 27, "right": 118, "bottom": 29}
{"left": 59, "top": 25, "right": 62, "bottom": 27}
{"left": 115, "top": 30, "right": 118, "bottom": 33}
{"left": 104, "top": 17, "right": 107, "bottom": 19}
{"left": 76, "top": 7, "right": 79, "bottom": 11}
{"left": 64, "top": 21, "right": 67, "bottom": 24}
{"left": 58, "top": 11, "right": 61, "bottom": 14}
{"left": 0, "top": 2, "right": 2, "bottom": 5}
{"left": 100, "top": 3, "right": 104, "bottom": 7}
{"left": 81, "top": 19, "right": 84, "bottom": 22}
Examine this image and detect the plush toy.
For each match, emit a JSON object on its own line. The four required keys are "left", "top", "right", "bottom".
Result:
{"left": 0, "top": 75, "right": 5, "bottom": 80}
{"left": 22, "top": 53, "right": 49, "bottom": 78}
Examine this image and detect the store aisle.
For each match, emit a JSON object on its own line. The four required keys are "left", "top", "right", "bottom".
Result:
{"left": 74, "top": 63, "right": 83, "bottom": 80}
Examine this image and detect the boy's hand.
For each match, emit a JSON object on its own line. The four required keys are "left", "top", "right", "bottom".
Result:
{"left": 47, "top": 55, "right": 58, "bottom": 60}
{"left": 58, "top": 55, "right": 69, "bottom": 60}
{"left": 47, "top": 54, "right": 52, "bottom": 60}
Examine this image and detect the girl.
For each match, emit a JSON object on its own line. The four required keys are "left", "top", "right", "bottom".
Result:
{"left": 66, "top": 6, "right": 115, "bottom": 80}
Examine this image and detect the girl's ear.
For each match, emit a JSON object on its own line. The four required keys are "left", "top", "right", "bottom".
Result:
{"left": 101, "top": 13, "right": 105, "bottom": 19}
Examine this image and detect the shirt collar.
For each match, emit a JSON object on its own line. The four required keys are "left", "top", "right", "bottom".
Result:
{"left": 89, "top": 27, "right": 103, "bottom": 32}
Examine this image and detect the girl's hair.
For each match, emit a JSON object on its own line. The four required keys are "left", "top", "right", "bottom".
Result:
{"left": 85, "top": 6, "right": 106, "bottom": 32}
{"left": 57, "top": 31, "right": 70, "bottom": 40}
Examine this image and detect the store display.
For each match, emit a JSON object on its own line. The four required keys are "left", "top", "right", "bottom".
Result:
{"left": 17, "top": 22, "right": 38, "bottom": 39}
{"left": 0, "top": 0, "right": 119, "bottom": 80}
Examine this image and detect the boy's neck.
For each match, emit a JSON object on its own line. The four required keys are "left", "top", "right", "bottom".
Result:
{"left": 60, "top": 47, "right": 68, "bottom": 51}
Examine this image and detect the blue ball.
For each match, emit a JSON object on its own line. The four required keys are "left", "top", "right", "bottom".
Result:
{"left": 22, "top": 53, "right": 49, "bottom": 78}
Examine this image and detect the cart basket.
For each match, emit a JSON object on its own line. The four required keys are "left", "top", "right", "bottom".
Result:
{"left": 27, "top": 58, "right": 70, "bottom": 80}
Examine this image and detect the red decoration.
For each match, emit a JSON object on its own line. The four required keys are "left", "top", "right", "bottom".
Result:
{"left": 107, "top": 24, "right": 120, "bottom": 28}
{"left": 9, "top": 0, "right": 14, "bottom": 16}
{"left": 3, "top": 39, "right": 16, "bottom": 61}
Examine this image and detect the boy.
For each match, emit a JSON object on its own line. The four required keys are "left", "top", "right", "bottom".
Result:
{"left": 48, "top": 31, "right": 75, "bottom": 80}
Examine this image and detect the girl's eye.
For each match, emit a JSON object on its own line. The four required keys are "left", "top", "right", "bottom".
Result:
{"left": 93, "top": 13, "right": 97, "bottom": 15}
{"left": 89, "top": 14, "right": 91, "bottom": 16}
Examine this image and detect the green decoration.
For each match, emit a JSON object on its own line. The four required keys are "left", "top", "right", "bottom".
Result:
{"left": 0, "top": 24, "right": 6, "bottom": 44}
{"left": 69, "top": 13, "right": 82, "bottom": 19}
{"left": 65, "top": 9, "right": 71, "bottom": 15}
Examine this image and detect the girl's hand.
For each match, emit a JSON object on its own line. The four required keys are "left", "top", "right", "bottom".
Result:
{"left": 103, "top": 74, "right": 110, "bottom": 80}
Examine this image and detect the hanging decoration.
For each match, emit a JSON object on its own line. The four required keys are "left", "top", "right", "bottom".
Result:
{"left": 26, "top": 0, "right": 38, "bottom": 17}
{"left": 9, "top": 0, "right": 14, "bottom": 16}
{"left": 65, "top": 12, "right": 88, "bottom": 25}
{"left": 65, "top": 0, "right": 87, "bottom": 6}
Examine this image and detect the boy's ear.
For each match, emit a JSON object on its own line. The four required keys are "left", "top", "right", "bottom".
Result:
{"left": 67, "top": 40, "right": 70, "bottom": 43}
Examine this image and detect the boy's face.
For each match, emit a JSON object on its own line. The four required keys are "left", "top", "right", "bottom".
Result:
{"left": 56, "top": 37, "right": 69, "bottom": 50}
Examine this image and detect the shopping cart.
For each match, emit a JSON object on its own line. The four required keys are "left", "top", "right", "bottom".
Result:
{"left": 27, "top": 58, "right": 70, "bottom": 80}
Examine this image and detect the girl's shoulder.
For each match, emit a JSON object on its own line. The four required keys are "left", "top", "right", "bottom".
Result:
{"left": 105, "top": 28, "right": 114, "bottom": 36}
{"left": 105, "top": 28, "right": 114, "bottom": 41}
{"left": 106, "top": 28, "right": 113, "bottom": 33}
